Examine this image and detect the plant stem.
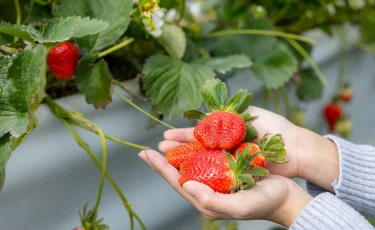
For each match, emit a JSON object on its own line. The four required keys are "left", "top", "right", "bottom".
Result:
{"left": 271, "top": 90, "right": 281, "bottom": 114}
{"left": 97, "top": 38, "right": 135, "bottom": 59}
{"left": 114, "top": 89, "right": 175, "bottom": 130}
{"left": 68, "top": 113, "right": 107, "bottom": 222}
{"left": 61, "top": 120, "right": 146, "bottom": 230}
{"left": 113, "top": 79, "right": 139, "bottom": 98}
{"left": 178, "top": 0, "right": 186, "bottom": 22}
{"left": 44, "top": 96, "right": 149, "bottom": 150}
{"left": 207, "top": 29, "right": 317, "bottom": 44}
{"left": 280, "top": 86, "right": 292, "bottom": 120}
{"left": 14, "top": 0, "right": 21, "bottom": 26}
{"left": 286, "top": 38, "right": 328, "bottom": 85}
{"left": 67, "top": 118, "right": 149, "bottom": 150}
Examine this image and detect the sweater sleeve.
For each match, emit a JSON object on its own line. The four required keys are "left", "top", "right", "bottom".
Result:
{"left": 290, "top": 193, "right": 374, "bottom": 230}
{"left": 306, "top": 135, "right": 375, "bottom": 217}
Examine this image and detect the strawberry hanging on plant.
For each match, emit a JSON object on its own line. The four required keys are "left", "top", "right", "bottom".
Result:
{"left": 47, "top": 42, "right": 80, "bottom": 80}
{"left": 323, "top": 101, "right": 342, "bottom": 132}
{"left": 338, "top": 84, "right": 353, "bottom": 103}
{"left": 182, "top": 79, "right": 258, "bottom": 150}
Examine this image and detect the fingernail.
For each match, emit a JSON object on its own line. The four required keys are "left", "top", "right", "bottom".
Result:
{"left": 183, "top": 181, "right": 198, "bottom": 198}
{"left": 138, "top": 150, "right": 146, "bottom": 158}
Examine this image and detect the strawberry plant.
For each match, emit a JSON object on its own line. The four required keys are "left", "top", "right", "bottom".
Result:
{"left": 0, "top": 0, "right": 374, "bottom": 229}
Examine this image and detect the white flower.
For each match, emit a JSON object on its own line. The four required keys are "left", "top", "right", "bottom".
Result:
{"left": 186, "top": 1, "right": 202, "bottom": 18}
{"left": 165, "top": 8, "right": 180, "bottom": 22}
{"left": 348, "top": 0, "right": 365, "bottom": 9}
{"left": 142, "top": 9, "right": 166, "bottom": 38}
{"left": 326, "top": 4, "right": 336, "bottom": 15}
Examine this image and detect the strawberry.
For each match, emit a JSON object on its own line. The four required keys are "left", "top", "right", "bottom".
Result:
{"left": 323, "top": 103, "right": 342, "bottom": 132}
{"left": 231, "top": 133, "right": 289, "bottom": 168}
{"left": 165, "top": 141, "right": 206, "bottom": 169}
{"left": 47, "top": 42, "right": 79, "bottom": 80}
{"left": 183, "top": 79, "right": 258, "bottom": 149}
{"left": 231, "top": 142, "right": 265, "bottom": 168}
{"left": 338, "top": 87, "right": 353, "bottom": 103}
{"left": 334, "top": 118, "right": 352, "bottom": 138}
{"left": 194, "top": 111, "right": 246, "bottom": 150}
{"left": 179, "top": 149, "right": 269, "bottom": 194}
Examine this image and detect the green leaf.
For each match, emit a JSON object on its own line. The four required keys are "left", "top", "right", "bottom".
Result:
{"left": 0, "top": 56, "right": 11, "bottom": 94}
{"left": 192, "top": 55, "right": 252, "bottom": 74}
{"left": 157, "top": 24, "right": 187, "bottom": 60}
{"left": 238, "top": 173, "right": 255, "bottom": 190}
{"left": 200, "top": 79, "right": 228, "bottom": 112}
{"left": 183, "top": 109, "right": 207, "bottom": 120}
{"left": 0, "top": 21, "right": 42, "bottom": 43}
{"left": 240, "top": 113, "right": 257, "bottom": 122}
{"left": 247, "top": 166, "right": 269, "bottom": 176}
{"left": 0, "top": 168, "right": 5, "bottom": 193}
{"left": 225, "top": 90, "right": 253, "bottom": 114}
{"left": 252, "top": 43, "right": 298, "bottom": 89}
{"left": 214, "top": 17, "right": 277, "bottom": 58}
{"left": 297, "top": 70, "right": 323, "bottom": 101}
{"left": 226, "top": 153, "right": 237, "bottom": 172}
{"left": 244, "top": 123, "right": 258, "bottom": 142}
{"left": 75, "top": 54, "right": 113, "bottom": 109}
{"left": 40, "top": 16, "right": 108, "bottom": 43}
{"left": 0, "top": 133, "right": 11, "bottom": 170}
{"left": 0, "top": 46, "right": 47, "bottom": 137}
{"left": 143, "top": 55, "right": 215, "bottom": 118}
{"left": 0, "top": 34, "right": 13, "bottom": 46}
{"left": 55, "top": 0, "right": 132, "bottom": 51}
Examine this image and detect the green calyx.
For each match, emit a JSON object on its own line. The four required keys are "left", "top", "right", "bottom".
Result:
{"left": 259, "top": 133, "right": 289, "bottom": 164}
{"left": 182, "top": 79, "right": 254, "bottom": 119}
{"left": 79, "top": 204, "right": 109, "bottom": 230}
{"left": 226, "top": 148, "right": 269, "bottom": 193}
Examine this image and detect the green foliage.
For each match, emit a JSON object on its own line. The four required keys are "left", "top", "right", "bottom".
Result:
{"left": 55, "top": 0, "right": 133, "bottom": 51}
{"left": 297, "top": 70, "right": 323, "bottom": 101}
{"left": 193, "top": 55, "right": 252, "bottom": 74}
{"left": 143, "top": 55, "right": 215, "bottom": 118}
{"left": 157, "top": 24, "right": 186, "bottom": 60}
{"left": 75, "top": 54, "right": 113, "bottom": 109}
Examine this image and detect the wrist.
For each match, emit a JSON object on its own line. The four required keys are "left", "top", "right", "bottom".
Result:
{"left": 296, "top": 127, "right": 339, "bottom": 192}
{"left": 270, "top": 180, "right": 313, "bottom": 227}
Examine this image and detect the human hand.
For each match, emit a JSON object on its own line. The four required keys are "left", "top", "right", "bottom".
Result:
{"left": 159, "top": 106, "right": 300, "bottom": 178}
{"left": 138, "top": 149, "right": 312, "bottom": 227}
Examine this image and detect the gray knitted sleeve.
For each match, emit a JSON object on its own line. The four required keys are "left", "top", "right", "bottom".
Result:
{"left": 290, "top": 193, "right": 374, "bottom": 229}
{"left": 290, "top": 135, "right": 375, "bottom": 229}
{"left": 306, "top": 135, "right": 375, "bottom": 217}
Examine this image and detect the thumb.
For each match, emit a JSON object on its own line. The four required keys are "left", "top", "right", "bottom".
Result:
{"left": 182, "top": 180, "right": 214, "bottom": 198}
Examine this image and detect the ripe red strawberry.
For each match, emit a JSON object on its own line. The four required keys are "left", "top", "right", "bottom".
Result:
{"left": 194, "top": 111, "right": 246, "bottom": 150}
{"left": 166, "top": 141, "right": 206, "bottom": 169}
{"left": 338, "top": 87, "right": 353, "bottom": 103}
{"left": 179, "top": 149, "right": 268, "bottom": 194}
{"left": 183, "top": 79, "right": 257, "bottom": 147}
{"left": 47, "top": 42, "right": 79, "bottom": 80}
{"left": 231, "top": 142, "right": 265, "bottom": 168}
{"left": 324, "top": 103, "right": 342, "bottom": 132}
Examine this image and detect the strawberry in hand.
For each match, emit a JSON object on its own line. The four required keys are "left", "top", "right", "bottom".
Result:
{"left": 165, "top": 141, "right": 207, "bottom": 169}
{"left": 183, "top": 79, "right": 257, "bottom": 150}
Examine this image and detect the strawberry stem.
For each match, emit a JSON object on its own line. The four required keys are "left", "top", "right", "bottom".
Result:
{"left": 97, "top": 38, "right": 135, "bottom": 59}
{"left": 207, "top": 29, "right": 317, "bottom": 44}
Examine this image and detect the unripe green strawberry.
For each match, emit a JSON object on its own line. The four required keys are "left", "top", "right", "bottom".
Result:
{"left": 47, "top": 42, "right": 79, "bottom": 80}
{"left": 334, "top": 118, "right": 352, "bottom": 138}
{"left": 165, "top": 141, "right": 206, "bottom": 169}
{"left": 194, "top": 111, "right": 246, "bottom": 150}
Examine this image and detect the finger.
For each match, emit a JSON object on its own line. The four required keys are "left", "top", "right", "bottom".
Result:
{"left": 144, "top": 150, "right": 226, "bottom": 218}
{"left": 183, "top": 181, "right": 232, "bottom": 219}
{"left": 158, "top": 140, "right": 184, "bottom": 153}
{"left": 138, "top": 150, "right": 158, "bottom": 172}
{"left": 163, "top": 128, "right": 196, "bottom": 142}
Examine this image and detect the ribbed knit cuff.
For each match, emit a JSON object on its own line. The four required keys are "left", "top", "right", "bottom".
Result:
{"left": 325, "top": 135, "right": 375, "bottom": 217}
{"left": 290, "top": 193, "right": 374, "bottom": 230}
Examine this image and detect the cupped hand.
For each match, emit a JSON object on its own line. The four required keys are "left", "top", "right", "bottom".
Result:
{"left": 159, "top": 106, "right": 300, "bottom": 178}
{"left": 138, "top": 149, "right": 312, "bottom": 227}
